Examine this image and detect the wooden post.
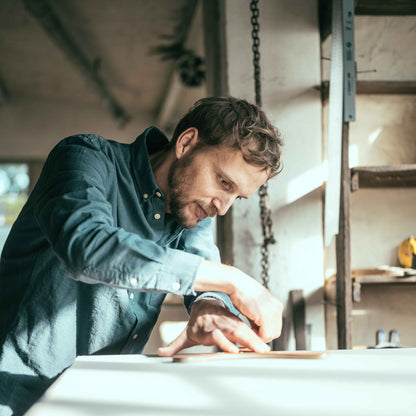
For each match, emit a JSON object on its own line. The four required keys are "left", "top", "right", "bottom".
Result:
{"left": 289, "top": 290, "right": 306, "bottom": 350}
{"left": 336, "top": 122, "right": 352, "bottom": 349}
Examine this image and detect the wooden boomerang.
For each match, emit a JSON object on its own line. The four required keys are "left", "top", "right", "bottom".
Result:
{"left": 173, "top": 348, "right": 327, "bottom": 362}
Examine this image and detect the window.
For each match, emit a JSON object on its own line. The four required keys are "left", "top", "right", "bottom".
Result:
{"left": 0, "top": 163, "right": 30, "bottom": 226}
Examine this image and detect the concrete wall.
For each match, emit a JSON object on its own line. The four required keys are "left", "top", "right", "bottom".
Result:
{"left": 225, "top": 0, "right": 326, "bottom": 351}
{"left": 0, "top": 97, "right": 153, "bottom": 160}
{"left": 323, "top": 16, "right": 416, "bottom": 349}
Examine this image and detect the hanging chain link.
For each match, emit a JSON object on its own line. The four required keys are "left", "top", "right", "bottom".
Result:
{"left": 250, "top": 0, "right": 262, "bottom": 107}
{"left": 250, "top": 0, "right": 275, "bottom": 289}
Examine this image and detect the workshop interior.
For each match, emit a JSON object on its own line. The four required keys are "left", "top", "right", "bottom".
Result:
{"left": 0, "top": 0, "right": 415, "bottom": 359}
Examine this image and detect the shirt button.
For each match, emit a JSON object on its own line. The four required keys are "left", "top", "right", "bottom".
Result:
{"left": 172, "top": 282, "right": 181, "bottom": 291}
{"left": 143, "top": 193, "right": 149, "bottom": 199}
{"left": 154, "top": 213, "right": 161, "bottom": 220}
{"left": 130, "top": 278, "right": 138, "bottom": 285}
{"left": 129, "top": 293, "right": 134, "bottom": 300}
{"left": 155, "top": 191, "right": 162, "bottom": 198}
{"left": 132, "top": 333, "right": 138, "bottom": 340}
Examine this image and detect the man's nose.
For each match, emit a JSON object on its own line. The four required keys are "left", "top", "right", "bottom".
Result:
{"left": 212, "top": 196, "right": 234, "bottom": 216}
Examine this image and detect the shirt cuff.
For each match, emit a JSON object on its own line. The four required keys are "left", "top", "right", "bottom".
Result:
{"left": 150, "top": 248, "right": 203, "bottom": 296}
{"left": 193, "top": 292, "right": 242, "bottom": 319}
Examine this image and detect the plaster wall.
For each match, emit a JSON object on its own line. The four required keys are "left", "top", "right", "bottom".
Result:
{"left": 0, "top": 97, "right": 153, "bottom": 160}
{"left": 323, "top": 16, "right": 416, "bottom": 349}
{"left": 225, "top": 0, "right": 325, "bottom": 350}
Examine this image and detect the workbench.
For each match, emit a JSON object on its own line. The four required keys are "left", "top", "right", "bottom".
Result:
{"left": 26, "top": 348, "right": 416, "bottom": 416}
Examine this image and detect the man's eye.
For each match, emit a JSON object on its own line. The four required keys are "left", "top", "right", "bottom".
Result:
{"left": 219, "top": 177, "right": 231, "bottom": 190}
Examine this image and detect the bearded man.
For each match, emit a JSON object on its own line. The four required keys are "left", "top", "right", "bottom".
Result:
{"left": 0, "top": 96, "right": 283, "bottom": 415}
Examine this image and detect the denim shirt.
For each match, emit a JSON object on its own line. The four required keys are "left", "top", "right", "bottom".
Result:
{"left": 0, "top": 127, "right": 237, "bottom": 415}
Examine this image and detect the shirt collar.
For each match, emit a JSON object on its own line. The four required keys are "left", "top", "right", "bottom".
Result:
{"left": 131, "top": 126, "right": 169, "bottom": 198}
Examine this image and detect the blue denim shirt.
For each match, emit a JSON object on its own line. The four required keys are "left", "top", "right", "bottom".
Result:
{"left": 0, "top": 127, "right": 237, "bottom": 415}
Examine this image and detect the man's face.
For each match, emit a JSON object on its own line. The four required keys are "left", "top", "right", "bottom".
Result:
{"left": 167, "top": 144, "right": 269, "bottom": 229}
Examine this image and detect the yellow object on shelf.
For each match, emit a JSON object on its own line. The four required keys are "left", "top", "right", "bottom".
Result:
{"left": 398, "top": 236, "right": 416, "bottom": 269}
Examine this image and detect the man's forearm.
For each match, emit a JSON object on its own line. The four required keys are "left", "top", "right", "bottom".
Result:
{"left": 193, "top": 260, "right": 240, "bottom": 295}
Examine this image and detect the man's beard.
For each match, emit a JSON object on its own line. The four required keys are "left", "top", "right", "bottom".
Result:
{"left": 167, "top": 152, "right": 212, "bottom": 229}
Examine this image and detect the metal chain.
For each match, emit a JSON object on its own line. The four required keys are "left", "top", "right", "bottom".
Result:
{"left": 250, "top": 0, "right": 275, "bottom": 289}
{"left": 250, "top": 0, "right": 262, "bottom": 107}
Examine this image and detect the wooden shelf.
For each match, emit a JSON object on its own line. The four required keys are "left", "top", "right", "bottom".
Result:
{"left": 354, "top": 274, "right": 416, "bottom": 284}
{"left": 352, "top": 267, "right": 416, "bottom": 301}
{"left": 356, "top": 81, "right": 416, "bottom": 95}
{"left": 351, "top": 165, "right": 416, "bottom": 191}
{"left": 318, "top": 81, "right": 416, "bottom": 103}
{"left": 355, "top": 1, "right": 416, "bottom": 16}
{"left": 325, "top": 267, "right": 416, "bottom": 304}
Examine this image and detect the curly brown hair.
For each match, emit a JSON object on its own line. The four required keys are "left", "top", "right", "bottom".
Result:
{"left": 171, "top": 96, "right": 283, "bottom": 178}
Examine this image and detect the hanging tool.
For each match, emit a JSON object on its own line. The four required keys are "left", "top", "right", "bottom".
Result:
{"left": 324, "top": 0, "right": 356, "bottom": 247}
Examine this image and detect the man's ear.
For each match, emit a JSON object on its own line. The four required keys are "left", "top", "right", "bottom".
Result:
{"left": 175, "top": 127, "right": 199, "bottom": 159}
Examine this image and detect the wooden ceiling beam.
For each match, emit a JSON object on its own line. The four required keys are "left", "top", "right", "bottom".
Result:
{"left": 22, "top": 0, "right": 130, "bottom": 125}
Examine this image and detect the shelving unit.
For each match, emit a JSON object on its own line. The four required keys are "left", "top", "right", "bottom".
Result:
{"left": 319, "top": 0, "right": 416, "bottom": 349}
{"left": 354, "top": 273, "right": 416, "bottom": 284}
{"left": 352, "top": 267, "right": 416, "bottom": 302}
{"left": 341, "top": 163, "right": 416, "bottom": 345}
{"left": 324, "top": 266, "right": 416, "bottom": 304}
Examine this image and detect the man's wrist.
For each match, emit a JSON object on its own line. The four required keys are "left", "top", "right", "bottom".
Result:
{"left": 193, "top": 295, "right": 226, "bottom": 308}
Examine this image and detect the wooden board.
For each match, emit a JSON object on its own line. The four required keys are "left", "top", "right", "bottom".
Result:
{"left": 173, "top": 349, "right": 327, "bottom": 363}
{"left": 352, "top": 266, "right": 416, "bottom": 278}
{"left": 350, "top": 165, "right": 416, "bottom": 191}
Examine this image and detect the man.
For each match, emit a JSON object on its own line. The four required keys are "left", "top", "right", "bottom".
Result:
{"left": 0, "top": 96, "right": 283, "bottom": 415}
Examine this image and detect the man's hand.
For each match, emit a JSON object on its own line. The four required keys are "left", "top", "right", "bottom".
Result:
{"left": 192, "top": 260, "right": 283, "bottom": 343}
{"left": 157, "top": 298, "right": 271, "bottom": 356}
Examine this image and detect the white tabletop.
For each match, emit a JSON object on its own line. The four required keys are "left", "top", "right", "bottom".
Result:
{"left": 26, "top": 348, "right": 416, "bottom": 416}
